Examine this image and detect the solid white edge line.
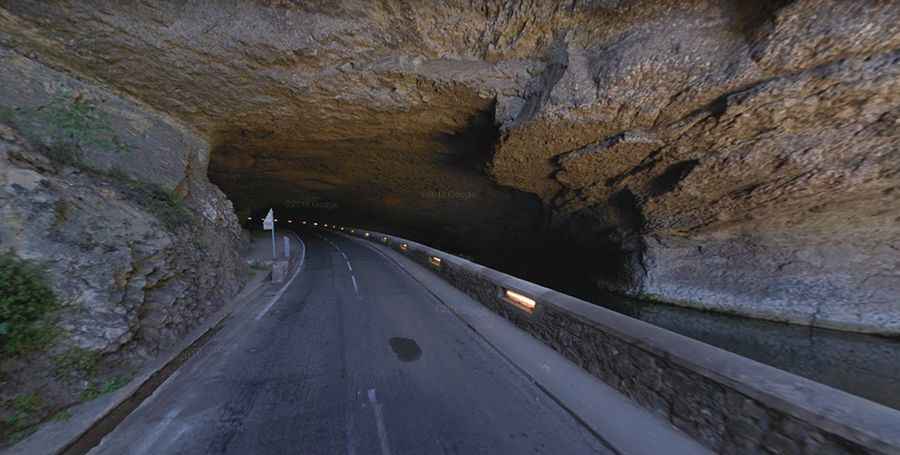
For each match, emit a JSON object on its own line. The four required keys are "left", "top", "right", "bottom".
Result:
{"left": 255, "top": 233, "right": 306, "bottom": 321}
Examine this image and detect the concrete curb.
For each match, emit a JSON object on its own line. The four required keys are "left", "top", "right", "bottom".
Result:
{"left": 2, "top": 270, "right": 270, "bottom": 455}
{"left": 3, "top": 233, "right": 307, "bottom": 455}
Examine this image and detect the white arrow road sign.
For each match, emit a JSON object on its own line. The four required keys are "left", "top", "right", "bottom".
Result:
{"left": 263, "top": 208, "right": 276, "bottom": 259}
{"left": 263, "top": 209, "right": 274, "bottom": 231}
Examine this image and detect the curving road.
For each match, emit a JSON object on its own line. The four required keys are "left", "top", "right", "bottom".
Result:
{"left": 89, "top": 229, "right": 612, "bottom": 454}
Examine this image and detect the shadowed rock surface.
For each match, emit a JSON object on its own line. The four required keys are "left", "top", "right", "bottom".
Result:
{"left": 0, "top": 1, "right": 897, "bottom": 332}
{"left": 0, "top": 46, "right": 246, "bottom": 443}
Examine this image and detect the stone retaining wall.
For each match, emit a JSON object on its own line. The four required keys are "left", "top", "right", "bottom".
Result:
{"left": 344, "top": 228, "right": 900, "bottom": 455}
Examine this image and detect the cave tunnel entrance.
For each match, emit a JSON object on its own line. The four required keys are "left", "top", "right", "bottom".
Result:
{"left": 204, "top": 94, "right": 630, "bottom": 301}
{"left": 151, "top": 45, "right": 900, "bottom": 421}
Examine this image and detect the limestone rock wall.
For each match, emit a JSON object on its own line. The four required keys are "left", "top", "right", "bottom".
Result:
{"left": 503, "top": 4, "right": 900, "bottom": 334}
{"left": 1, "top": 1, "right": 897, "bottom": 333}
{"left": 546, "top": 49, "right": 900, "bottom": 333}
{"left": 492, "top": 0, "right": 900, "bottom": 334}
{"left": 0, "top": 46, "right": 246, "bottom": 437}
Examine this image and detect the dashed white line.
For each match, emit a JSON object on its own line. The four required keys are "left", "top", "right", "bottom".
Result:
{"left": 255, "top": 234, "right": 307, "bottom": 321}
{"left": 318, "top": 234, "right": 343, "bottom": 253}
{"left": 367, "top": 388, "right": 393, "bottom": 455}
{"left": 313, "top": 232, "right": 362, "bottom": 298}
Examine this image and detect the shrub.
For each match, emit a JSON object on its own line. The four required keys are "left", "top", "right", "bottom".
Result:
{"left": 80, "top": 376, "right": 129, "bottom": 401}
{"left": 53, "top": 347, "right": 101, "bottom": 379}
{"left": 0, "top": 253, "right": 58, "bottom": 356}
{"left": 42, "top": 142, "right": 83, "bottom": 167}
{"left": 108, "top": 171, "right": 192, "bottom": 232}
{"left": 11, "top": 393, "right": 42, "bottom": 416}
{"left": 139, "top": 185, "right": 192, "bottom": 232}
{"left": 2, "top": 392, "right": 45, "bottom": 444}
{"left": 50, "top": 409, "right": 72, "bottom": 422}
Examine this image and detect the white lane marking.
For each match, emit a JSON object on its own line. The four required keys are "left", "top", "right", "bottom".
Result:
{"left": 313, "top": 231, "right": 362, "bottom": 299}
{"left": 130, "top": 408, "right": 181, "bottom": 455}
{"left": 340, "top": 234, "right": 407, "bottom": 276}
{"left": 319, "top": 233, "right": 343, "bottom": 253}
{"left": 345, "top": 407, "right": 357, "bottom": 455}
{"left": 367, "top": 388, "right": 393, "bottom": 455}
{"left": 255, "top": 234, "right": 307, "bottom": 321}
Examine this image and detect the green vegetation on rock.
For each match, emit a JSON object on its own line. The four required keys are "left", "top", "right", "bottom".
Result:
{"left": 53, "top": 347, "right": 101, "bottom": 379}
{"left": 80, "top": 375, "right": 130, "bottom": 401}
{"left": 0, "top": 253, "right": 58, "bottom": 356}
{"left": 107, "top": 169, "right": 192, "bottom": 232}
{"left": 50, "top": 409, "right": 72, "bottom": 422}
{"left": 1, "top": 91, "right": 126, "bottom": 165}
{"left": 2, "top": 392, "right": 44, "bottom": 443}
{"left": 3, "top": 93, "right": 193, "bottom": 233}
{"left": 0, "top": 106, "right": 14, "bottom": 123}
{"left": 11, "top": 393, "right": 42, "bottom": 417}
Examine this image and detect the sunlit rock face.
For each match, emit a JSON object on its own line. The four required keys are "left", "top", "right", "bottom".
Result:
{"left": 2, "top": 0, "right": 897, "bottom": 333}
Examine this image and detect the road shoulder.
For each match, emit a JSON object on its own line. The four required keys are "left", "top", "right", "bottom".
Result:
{"left": 5, "top": 233, "right": 307, "bottom": 455}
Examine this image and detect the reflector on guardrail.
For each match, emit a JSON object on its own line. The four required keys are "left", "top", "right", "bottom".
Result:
{"left": 400, "top": 243, "right": 408, "bottom": 252}
{"left": 429, "top": 256, "right": 442, "bottom": 268}
{"left": 364, "top": 232, "right": 370, "bottom": 237}
{"left": 503, "top": 289, "right": 536, "bottom": 314}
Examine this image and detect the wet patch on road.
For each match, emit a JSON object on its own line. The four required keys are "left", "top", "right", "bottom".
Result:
{"left": 389, "top": 337, "right": 422, "bottom": 362}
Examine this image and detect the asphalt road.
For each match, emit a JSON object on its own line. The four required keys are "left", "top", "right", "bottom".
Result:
{"left": 89, "top": 229, "right": 611, "bottom": 455}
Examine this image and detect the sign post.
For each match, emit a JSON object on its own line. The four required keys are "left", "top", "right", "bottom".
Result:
{"left": 263, "top": 209, "right": 275, "bottom": 259}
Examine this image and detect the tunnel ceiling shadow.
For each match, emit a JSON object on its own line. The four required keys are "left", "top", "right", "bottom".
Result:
{"left": 207, "top": 83, "right": 546, "bottom": 263}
